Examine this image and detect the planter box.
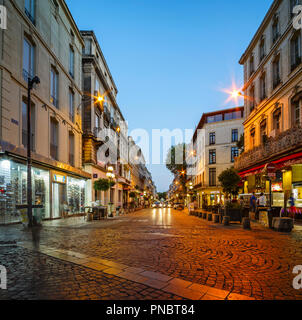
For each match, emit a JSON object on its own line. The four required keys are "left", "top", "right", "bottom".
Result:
{"left": 224, "top": 208, "right": 242, "bottom": 223}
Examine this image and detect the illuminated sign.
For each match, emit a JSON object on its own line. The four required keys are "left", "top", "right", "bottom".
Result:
{"left": 272, "top": 182, "right": 283, "bottom": 192}
{"left": 53, "top": 174, "right": 66, "bottom": 184}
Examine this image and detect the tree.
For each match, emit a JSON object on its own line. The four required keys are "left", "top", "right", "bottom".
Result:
{"left": 166, "top": 143, "right": 187, "bottom": 175}
{"left": 237, "top": 134, "right": 244, "bottom": 154}
{"left": 218, "top": 168, "right": 241, "bottom": 198}
{"left": 94, "top": 179, "right": 115, "bottom": 192}
{"left": 166, "top": 143, "right": 188, "bottom": 200}
{"left": 157, "top": 192, "right": 167, "bottom": 200}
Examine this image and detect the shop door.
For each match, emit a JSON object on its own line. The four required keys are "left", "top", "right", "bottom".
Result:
{"left": 52, "top": 183, "right": 66, "bottom": 218}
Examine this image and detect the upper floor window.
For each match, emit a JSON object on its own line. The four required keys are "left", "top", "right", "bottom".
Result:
{"left": 207, "top": 114, "right": 223, "bottom": 123}
{"left": 260, "top": 119, "right": 267, "bottom": 144}
{"left": 290, "top": 32, "right": 301, "bottom": 72}
{"left": 250, "top": 128, "right": 256, "bottom": 149}
{"left": 209, "top": 132, "right": 216, "bottom": 145}
{"left": 84, "top": 39, "right": 92, "bottom": 55}
{"left": 69, "top": 46, "right": 75, "bottom": 78}
{"left": 232, "top": 129, "right": 239, "bottom": 142}
{"left": 209, "top": 150, "right": 216, "bottom": 165}
{"left": 291, "top": 94, "right": 302, "bottom": 126}
{"left": 25, "top": 0, "right": 35, "bottom": 25}
{"left": 231, "top": 147, "right": 239, "bottom": 163}
{"left": 225, "top": 110, "right": 242, "bottom": 121}
{"left": 273, "top": 108, "right": 282, "bottom": 134}
{"left": 50, "top": 67, "right": 59, "bottom": 108}
{"left": 50, "top": 119, "right": 59, "bottom": 160}
{"left": 69, "top": 133, "right": 75, "bottom": 166}
{"left": 69, "top": 89, "right": 74, "bottom": 122}
{"left": 272, "top": 15, "right": 280, "bottom": 44}
{"left": 22, "top": 97, "right": 35, "bottom": 151}
{"left": 209, "top": 168, "right": 216, "bottom": 187}
{"left": 249, "top": 56, "right": 255, "bottom": 77}
{"left": 273, "top": 55, "right": 281, "bottom": 89}
{"left": 259, "top": 36, "right": 265, "bottom": 62}
{"left": 23, "top": 37, "right": 35, "bottom": 81}
{"left": 260, "top": 73, "right": 266, "bottom": 101}
{"left": 249, "top": 85, "right": 255, "bottom": 112}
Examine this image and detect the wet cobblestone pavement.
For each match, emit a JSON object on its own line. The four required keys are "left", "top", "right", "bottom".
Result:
{"left": 0, "top": 208, "right": 302, "bottom": 300}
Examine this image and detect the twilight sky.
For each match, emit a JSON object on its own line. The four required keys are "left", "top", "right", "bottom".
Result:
{"left": 66, "top": 0, "right": 273, "bottom": 192}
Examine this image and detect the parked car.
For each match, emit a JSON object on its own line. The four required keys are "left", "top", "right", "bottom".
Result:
{"left": 152, "top": 202, "right": 161, "bottom": 208}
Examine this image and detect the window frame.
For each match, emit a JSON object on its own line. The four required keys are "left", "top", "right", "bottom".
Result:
{"left": 209, "top": 149, "right": 216, "bottom": 165}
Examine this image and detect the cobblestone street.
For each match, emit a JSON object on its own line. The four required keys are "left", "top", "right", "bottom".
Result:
{"left": 1, "top": 208, "right": 302, "bottom": 300}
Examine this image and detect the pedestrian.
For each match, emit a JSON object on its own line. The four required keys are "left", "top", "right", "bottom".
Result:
{"left": 250, "top": 192, "right": 257, "bottom": 213}
{"left": 289, "top": 194, "right": 296, "bottom": 219}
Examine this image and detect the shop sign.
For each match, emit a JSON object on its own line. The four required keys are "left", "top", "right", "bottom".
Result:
{"left": 266, "top": 163, "right": 277, "bottom": 173}
{"left": 268, "top": 172, "right": 276, "bottom": 179}
{"left": 53, "top": 174, "right": 66, "bottom": 184}
{"left": 272, "top": 182, "right": 283, "bottom": 192}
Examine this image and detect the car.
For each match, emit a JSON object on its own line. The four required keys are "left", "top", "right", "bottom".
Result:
{"left": 174, "top": 203, "right": 184, "bottom": 210}
{"left": 152, "top": 202, "right": 161, "bottom": 208}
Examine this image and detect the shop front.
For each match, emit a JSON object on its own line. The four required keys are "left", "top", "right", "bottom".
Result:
{"left": 0, "top": 155, "right": 88, "bottom": 224}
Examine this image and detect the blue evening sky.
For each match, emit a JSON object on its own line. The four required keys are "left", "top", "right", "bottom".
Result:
{"left": 66, "top": 0, "right": 273, "bottom": 192}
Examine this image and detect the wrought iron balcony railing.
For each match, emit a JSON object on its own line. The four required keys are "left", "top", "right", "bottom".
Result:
{"left": 234, "top": 126, "right": 302, "bottom": 171}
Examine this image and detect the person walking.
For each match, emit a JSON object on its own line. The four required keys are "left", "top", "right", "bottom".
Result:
{"left": 250, "top": 192, "right": 257, "bottom": 214}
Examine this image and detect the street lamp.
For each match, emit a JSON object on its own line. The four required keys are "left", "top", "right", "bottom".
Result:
{"left": 106, "top": 166, "right": 115, "bottom": 217}
{"left": 27, "top": 75, "right": 40, "bottom": 227}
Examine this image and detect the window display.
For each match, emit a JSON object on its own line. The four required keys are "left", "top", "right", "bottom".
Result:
{"left": 67, "top": 177, "right": 86, "bottom": 214}
{"left": 0, "top": 160, "right": 50, "bottom": 224}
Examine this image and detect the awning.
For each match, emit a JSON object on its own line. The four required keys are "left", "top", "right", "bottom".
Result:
{"left": 239, "top": 151, "right": 302, "bottom": 178}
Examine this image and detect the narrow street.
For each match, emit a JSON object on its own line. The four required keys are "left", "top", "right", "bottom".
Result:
{"left": 0, "top": 209, "right": 302, "bottom": 300}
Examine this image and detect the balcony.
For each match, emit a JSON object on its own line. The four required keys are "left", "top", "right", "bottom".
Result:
{"left": 234, "top": 126, "right": 302, "bottom": 171}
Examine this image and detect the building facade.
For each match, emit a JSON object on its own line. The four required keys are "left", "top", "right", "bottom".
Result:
{"left": 235, "top": 0, "right": 302, "bottom": 211}
{"left": 0, "top": 0, "right": 90, "bottom": 224}
{"left": 189, "top": 107, "right": 244, "bottom": 208}
{"left": 81, "top": 30, "right": 131, "bottom": 212}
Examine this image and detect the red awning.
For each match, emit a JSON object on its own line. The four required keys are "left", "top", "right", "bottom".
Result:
{"left": 239, "top": 151, "right": 302, "bottom": 178}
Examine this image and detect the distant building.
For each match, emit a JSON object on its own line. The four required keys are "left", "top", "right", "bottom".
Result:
{"left": 189, "top": 107, "right": 244, "bottom": 208}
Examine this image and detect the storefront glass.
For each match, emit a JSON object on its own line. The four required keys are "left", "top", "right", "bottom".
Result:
{"left": 0, "top": 160, "right": 50, "bottom": 224}
{"left": 67, "top": 177, "right": 86, "bottom": 213}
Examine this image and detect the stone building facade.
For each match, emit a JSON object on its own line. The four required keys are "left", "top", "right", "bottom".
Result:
{"left": 0, "top": 0, "right": 90, "bottom": 223}
{"left": 189, "top": 107, "right": 244, "bottom": 208}
{"left": 235, "top": 0, "right": 302, "bottom": 212}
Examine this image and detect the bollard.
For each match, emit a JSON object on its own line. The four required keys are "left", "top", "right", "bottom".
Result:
{"left": 213, "top": 214, "right": 220, "bottom": 223}
{"left": 207, "top": 213, "right": 213, "bottom": 221}
{"left": 242, "top": 217, "right": 251, "bottom": 230}
{"left": 222, "top": 216, "right": 230, "bottom": 226}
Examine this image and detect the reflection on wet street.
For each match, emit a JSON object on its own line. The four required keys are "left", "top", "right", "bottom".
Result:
{"left": 151, "top": 208, "right": 172, "bottom": 228}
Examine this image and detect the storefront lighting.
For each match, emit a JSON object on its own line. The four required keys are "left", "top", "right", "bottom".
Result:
{"left": 1, "top": 160, "right": 11, "bottom": 170}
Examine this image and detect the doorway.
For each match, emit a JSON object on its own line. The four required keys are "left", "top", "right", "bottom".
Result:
{"left": 52, "top": 183, "right": 66, "bottom": 218}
